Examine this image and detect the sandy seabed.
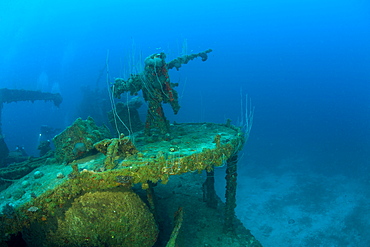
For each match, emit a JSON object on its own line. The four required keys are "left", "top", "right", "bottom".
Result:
{"left": 215, "top": 156, "right": 370, "bottom": 247}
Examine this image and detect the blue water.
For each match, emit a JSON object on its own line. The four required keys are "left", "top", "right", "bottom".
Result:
{"left": 0, "top": 0, "right": 369, "bottom": 245}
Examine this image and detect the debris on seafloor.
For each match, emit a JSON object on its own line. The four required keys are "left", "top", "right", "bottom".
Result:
{"left": 165, "top": 207, "right": 183, "bottom": 247}
{"left": 0, "top": 50, "right": 261, "bottom": 247}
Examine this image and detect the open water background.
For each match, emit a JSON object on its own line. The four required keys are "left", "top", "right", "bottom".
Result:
{"left": 0, "top": 1, "right": 369, "bottom": 245}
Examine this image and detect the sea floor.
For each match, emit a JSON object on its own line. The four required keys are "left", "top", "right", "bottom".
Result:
{"left": 154, "top": 172, "right": 262, "bottom": 247}
{"left": 215, "top": 156, "right": 370, "bottom": 247}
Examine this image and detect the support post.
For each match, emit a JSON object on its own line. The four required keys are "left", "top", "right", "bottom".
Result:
{"left": 146, "top": 181, "right": 158, "bottom": 221}
{"left": 202, "top": 170, "right": 218, "bottom": 209}
{"left": 224, "top": 154, "right": 238, "bottom": 233}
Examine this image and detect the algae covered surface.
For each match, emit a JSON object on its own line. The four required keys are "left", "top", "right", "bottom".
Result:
{"left": 0, "top": 122, "right": 260, "bottom": 246}
{"left": 49, "top": 188, "right": 158, "bottom": 247}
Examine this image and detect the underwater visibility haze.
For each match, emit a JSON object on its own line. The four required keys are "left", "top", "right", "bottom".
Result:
{"left": 0, "top": 0, "right": 369, "bottom": 246}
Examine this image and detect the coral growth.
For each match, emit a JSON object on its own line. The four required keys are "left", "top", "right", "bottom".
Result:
{"left": 53, "top": 117, "right": 110, "bottom": 163}
{"left": 48, "top": 188, "right": 158, "bottom": 247}
{"left": 94, "top": 134, "right": 138, "bottom": 169}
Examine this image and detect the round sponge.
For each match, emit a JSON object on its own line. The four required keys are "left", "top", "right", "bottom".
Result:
{"left": 50, "top": 189, "right": 158, "bottom": 247}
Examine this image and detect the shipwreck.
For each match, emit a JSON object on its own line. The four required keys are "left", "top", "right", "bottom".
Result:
{"left": 0, "top": 49, "right": 259, "bottom": 247}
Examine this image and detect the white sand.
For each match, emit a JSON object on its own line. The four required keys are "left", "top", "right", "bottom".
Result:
{"left": 215, "top": 157, "right": 370, "bottom": 247}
